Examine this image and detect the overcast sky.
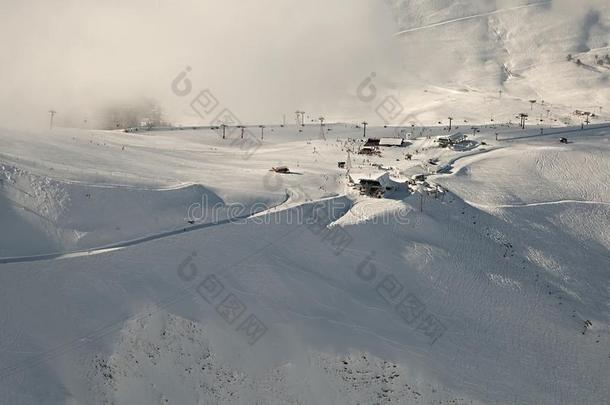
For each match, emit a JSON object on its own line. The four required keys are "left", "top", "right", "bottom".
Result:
{"left": 0, "top": 0, "right": 400, "bottom": 129}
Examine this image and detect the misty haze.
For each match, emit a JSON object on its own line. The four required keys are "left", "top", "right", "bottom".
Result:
{"left": 1, "top": 1, "right": 609, "bottom": 404}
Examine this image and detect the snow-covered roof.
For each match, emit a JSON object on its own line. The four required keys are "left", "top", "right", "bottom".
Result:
{"left": 378, "top": 137, "right": 404, "bottom": 146}
{"left": 349, "top": 171, "right": 391, "bottom": 187}
{"left": 437, "top": 132, "right": 465, "bottom": 142}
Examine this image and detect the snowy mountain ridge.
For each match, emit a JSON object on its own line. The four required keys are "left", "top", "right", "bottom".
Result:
{"left": 373, "top": 0, "right": 610, "bottom": 125}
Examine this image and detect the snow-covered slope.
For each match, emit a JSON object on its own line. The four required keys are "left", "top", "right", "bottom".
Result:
{"left": 1, "top": 123, "right": 609, "bottom": 404}
{"left": 377, "top": 0, "right": 610, "bottom": 125}
{"left": 0, "top": 165, "right": 230, "bottom": 257}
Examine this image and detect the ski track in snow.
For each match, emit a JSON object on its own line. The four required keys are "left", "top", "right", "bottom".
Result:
{"left": 394, "top": 1, "right": 551, "bottom": 36}
{"left": 466, "top": 199, "right": 610, "bottom": 209}
{"left": 0, "top": 193, "right": 290, "bottom": 264}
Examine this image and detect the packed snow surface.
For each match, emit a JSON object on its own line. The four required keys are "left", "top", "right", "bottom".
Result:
{"left": 0, "top": 122, "right": 609, "bottom": 404}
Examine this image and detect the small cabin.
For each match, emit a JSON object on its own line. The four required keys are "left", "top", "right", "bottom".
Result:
{"left": 409, "top": 174, "right": 426, "bottom": 184}
{"left": 349, "top": 172, "right": 391, "bottom": 198}
{"left": 437, "top": 132, "right": 466, "bottom": 148}
{"left": 358, "top": 147, "right": 379, "bottom": 156}
{"left": 271, "top": 166, "right": 290, "bottom": 173}
{"left": 364, "top": 138, "right": 380, "bottom": 147}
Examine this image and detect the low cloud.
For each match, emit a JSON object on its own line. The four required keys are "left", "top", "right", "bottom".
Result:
{"left": 0, "top": 0, "right": 400, "bottom": 129}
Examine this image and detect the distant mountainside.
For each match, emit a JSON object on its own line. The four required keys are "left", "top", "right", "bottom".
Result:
{"left": 378, "top": 0, "right": 610, "bottom": 125}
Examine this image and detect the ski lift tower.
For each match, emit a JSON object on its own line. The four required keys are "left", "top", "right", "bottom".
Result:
{"left": 346, "top": 150, "right": 352, "bottom": 175}
{"left": 48, "top": 110, "right": 57, "bottom": 130}
{"left": 318, "top": 117, "right": 326, "bottom": 140}
{"left": 517, "top": 113, "right": 528, "bottom": 129}
{"left": 295, "top": 111, "right": 302, "bottom": 127}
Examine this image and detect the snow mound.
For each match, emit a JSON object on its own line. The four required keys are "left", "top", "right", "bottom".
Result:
{"left": 0, "top": 164, "right": 248, "bottom": 257}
